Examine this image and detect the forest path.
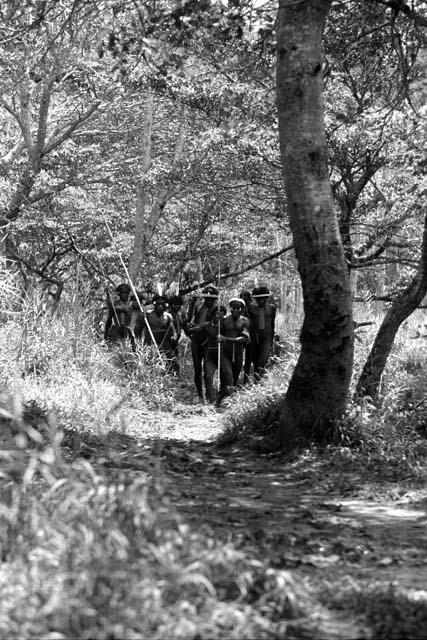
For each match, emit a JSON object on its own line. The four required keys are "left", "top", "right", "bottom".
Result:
{"left": 89, "top": 400, "right": 427, "bottom": 638}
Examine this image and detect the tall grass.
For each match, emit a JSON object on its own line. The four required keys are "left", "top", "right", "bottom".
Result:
{"left": 0, "top": 271, "right": 182, "bottom": 440}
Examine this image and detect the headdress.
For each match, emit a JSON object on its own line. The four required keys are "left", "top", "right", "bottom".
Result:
{"left": 252, "top": 285, "right": 270, "bottom": 298}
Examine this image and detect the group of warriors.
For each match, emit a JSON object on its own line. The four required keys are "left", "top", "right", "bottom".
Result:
{"left": 104, "top": 283, "right": 277, "bottom": 407}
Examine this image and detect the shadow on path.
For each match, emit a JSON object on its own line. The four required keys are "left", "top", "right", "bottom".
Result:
{"left": 65, "top": 427, "right": 427, "bottom": 638}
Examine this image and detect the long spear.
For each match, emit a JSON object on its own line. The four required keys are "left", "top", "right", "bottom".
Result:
{"left": 103, "top": 220, "right": 164, "bottom": 366}
{"left": 217, "top": 212, "right": 222, "bottom": 393}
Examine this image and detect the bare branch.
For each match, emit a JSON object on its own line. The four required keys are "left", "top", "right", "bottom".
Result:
{"left": 43, "top": 101, "right": 102, "bottom": 155}
{"left": 373, "top": 0, "right": 427, "bottom": 27}
{"left": 180, "top": 244, "right": 295, "bottom": 295}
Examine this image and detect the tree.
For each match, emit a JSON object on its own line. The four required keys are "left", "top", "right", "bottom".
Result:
{"left": 356, "top": 212, "right": 427, "bottom": 400}
{"left": 275, "top": 0, "right": 354, "bottom": 443}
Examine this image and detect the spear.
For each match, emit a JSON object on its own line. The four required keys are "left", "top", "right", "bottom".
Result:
{"left": 217, "top": 213, "right": 222, "bottom": 392}
{"left": 103, "top": 220, "right": 164, "bottom": 366}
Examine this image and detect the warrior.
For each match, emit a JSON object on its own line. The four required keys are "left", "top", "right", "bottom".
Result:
{"left": 103, "top": 283, "right": 136, "bottom": 350}
{"left": 240, "top": 288, "right": 254, "bottom": 384}
{"left": 168, "top": 295, "right": 189, "bottom": 376}
{"left": 143, "top": 294, "right": 178, "bottom": 370}
{"left": 202, "top": 305, "right": 227, "bottom": 404}
{"left": 246, "top": 285, "right": 276, "bottom": 381}
{"left": 216, "top": 297, "right": 250, "bottom": 406}
{"left": 187, "top": 285, "right": 218, "bottom": 403}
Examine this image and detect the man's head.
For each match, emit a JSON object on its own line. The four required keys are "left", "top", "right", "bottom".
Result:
{"left": 116, "top": 283, "right": 131, "bottom": 302}
{"left": 229, "top": 297, "right": 245, "bottom": 319}
{"left": 202, "top": 286, "right": 218, "bottom": 308}
{"left": 252, "top": 285, "right": 270, "bottom": 307}
{"left": 152, "top": 294, "right": 168, "bottom": 314}
{"left": 169, "top": 295, "right": 183, "bottom": 313}
{"left": 240, "top": 289, "right": 252, "bottom": 307}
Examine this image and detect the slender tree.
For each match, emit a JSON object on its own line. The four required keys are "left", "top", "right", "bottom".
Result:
{"left": 356, "top": 212, "right": 427, "bottom": 400}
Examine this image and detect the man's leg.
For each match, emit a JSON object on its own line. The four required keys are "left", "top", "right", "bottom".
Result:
{"left": 216, "top": 354, "right": 233, "bottom": 406}
{"left": 232, "top": 352, "right": 244, "bottom": 387}
{"left": 162, "top": 346, "right": 178, "bottom": 374}
{"left": 204, "top": 350, "right": 217, "bottom": 404}
{"left": 191, "top": 339, "right": 204, "bottom": 400}
{"left": 243, "top": 342, "right": 253, "bottom": 384}
{"left": 254, "top": 339, "right": 271, "bottom": 381}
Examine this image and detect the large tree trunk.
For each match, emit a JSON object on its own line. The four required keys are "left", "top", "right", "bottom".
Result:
{"left": 356, "top": 213, "right": 427, "bottom": 401}
{"left": 276, "top": 0, "right": 354, "bottom": 444}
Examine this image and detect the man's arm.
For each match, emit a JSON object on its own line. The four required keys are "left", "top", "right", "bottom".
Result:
{"left": 218, "top": 318, "right": 250, "bottom": 345}
{"left": 166, "top": 312, "right": 178, "bottom": 342}
{"left": 270, "top": 305, "right": 276, "bottom": 345}
{"left": 104, "top": 311, "right": 113, "bottom": 340}
{"left": 181, "top": 310, "right": 190, "bottom": 336}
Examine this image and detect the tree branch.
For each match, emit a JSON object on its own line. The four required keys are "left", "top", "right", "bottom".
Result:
{"left": 373, "top": 0, "right": 427, "bottom": 27}
{"left": 180, "top": 243, "right": 294, "bottom": 295}
{"left": 43, "top": 101, "right": 102, "bottom": 155}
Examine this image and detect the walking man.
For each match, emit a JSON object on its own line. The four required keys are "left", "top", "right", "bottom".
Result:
{"left": 203, "top": 305, "right": 227, "bottom": 404}
{"left": 216, "top": 297, "right": 250, "bottom": 406}
{"left": 187, "top": 285, "right": 218, "bottom": 403}
{"left": 104, "top": 283, "right": 136, "bottom": 350}
{"left": 168, "top": 295, "right": 189, "bottom": 376}
{"left": 247, "top": 285, "right": 276, "bottom": 381}
{"left": 143, "top": 294, "right": 178, "bottom": 370}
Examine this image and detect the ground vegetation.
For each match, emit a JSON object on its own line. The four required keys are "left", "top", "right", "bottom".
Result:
{"left": 0, "top": 278, "right": 426, "bottom": 638}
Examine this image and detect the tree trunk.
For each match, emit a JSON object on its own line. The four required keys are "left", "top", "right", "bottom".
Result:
{"left": 356, "top": 213, "right": 427, "bottom": 401}
{"left": 276, "top": 0, "right": 354, "bottom": 444}
{"left": 128, "top": 90, "right": 154, "bottom": 282}
{"left": 128, "top": 97, "right": 187, "bottom": 282}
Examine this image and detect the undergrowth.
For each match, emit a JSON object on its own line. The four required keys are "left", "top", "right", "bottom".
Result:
{"left": 0, "top": 449, "right": 319, "bottom": 640}
{"left": 0, "top": 286, "right": 183, "bottom": 439}
{"left": 218, "top": 321, "right": 427, "bottom": 481}
{"left": 322, "top": 580, "right": 427, "bottom": 640}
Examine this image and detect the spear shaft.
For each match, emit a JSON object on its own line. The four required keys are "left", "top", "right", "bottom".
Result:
{"left": 104, "top": 220, "right": 164, "bottom": 365}
{"left": 217, "top": 212, "right": 222, "bottom": 392}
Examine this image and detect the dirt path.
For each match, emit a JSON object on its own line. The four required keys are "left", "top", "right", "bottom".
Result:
{"left": 151, "top": 431, "right": 427, "bottom": 637}
{"left": 40, "top": 396, "right": 427, "bottom": 637}
{"left": 96, "top": 404, "right": 427, "bottom": 618}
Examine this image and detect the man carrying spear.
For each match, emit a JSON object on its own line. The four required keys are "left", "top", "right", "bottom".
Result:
{"left": 103, "top": 283, "right": 137, "bottom": 350}
{"left": 215, "top": 297, "right": 250, "bottom": 407}
{"left": 187, "top": 285, "right": 219, "bottom": 403}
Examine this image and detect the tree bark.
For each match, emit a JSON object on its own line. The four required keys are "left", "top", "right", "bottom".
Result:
{"left": 128, "top": 90, "right": 154, "bottom": 282}
{"left": 128, "top": 96, "right": 187, "bottom": 282}
{"left": 276, "top": 0, "right": 354, "bottom": 444}
{"left": 356, "top": 212, "right": 427, "bottom": 401}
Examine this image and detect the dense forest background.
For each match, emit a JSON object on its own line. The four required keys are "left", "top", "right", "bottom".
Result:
{"left": 1, "top": 0, "right": 425, "bottom": 306}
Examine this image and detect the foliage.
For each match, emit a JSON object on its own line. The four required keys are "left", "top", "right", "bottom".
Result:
{"left": 0, "top": 452, "right": 319, "bottom": 640}
{"left": 323, "top": 582, "right": 427, "bottom": 640}
{"left": 216, "top": 314, "right": 427, "bottom": 480}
